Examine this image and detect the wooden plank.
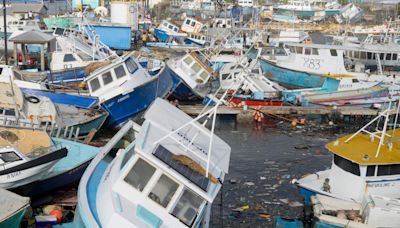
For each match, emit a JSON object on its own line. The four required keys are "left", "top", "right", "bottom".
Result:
{"left": 83, "top": 129, "right": 97, "bottom": 145}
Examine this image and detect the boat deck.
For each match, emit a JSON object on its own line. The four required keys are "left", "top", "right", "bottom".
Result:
{"left": 0, "top": 127, "right": 52, "bottom": 155}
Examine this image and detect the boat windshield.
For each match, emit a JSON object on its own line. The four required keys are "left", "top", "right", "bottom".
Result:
{"left": 125, "top": 57, "right": 139, "bottom": 74}
{"left": 171, "top": 189, "right": 205, "bottom": 226}
{"left": 333, "top": 154, "right": 360, "bottom": 176}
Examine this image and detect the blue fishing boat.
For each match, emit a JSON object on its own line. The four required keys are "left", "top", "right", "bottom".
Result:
{"left": 13, "top": 137, "right": 101, "bottom": 196}
{"left": 0, "top": 188, "right": 29, "bottom": 228}
{"left": 259, "top": 58, "right": 325, "bottom": 88}
{"left": 85, "top": 52, "right": 174, "bottom": 127}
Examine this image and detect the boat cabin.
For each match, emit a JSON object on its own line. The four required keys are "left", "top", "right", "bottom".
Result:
{"left": 186, "top": 33, "right": 210, "bottom": 46}
{"left": 85, "top": 53, "right": 150, "bottom": 100}
{"left": 181, "top": 17, "right": 204, "bottom": 34}
{"left": 158, "top": 21, "right": 180, "bottom": 34}
{"left": 50, "top": 51, "right": 91, "bottom": 71}
{"left": 324, "top": 128, "right": 400, "bottom": 201}
{"left": 211, "top": 18, "right": 232, "bottom": 28}
{"left": 179, "top": 53, "right": 213, "bottom": 85}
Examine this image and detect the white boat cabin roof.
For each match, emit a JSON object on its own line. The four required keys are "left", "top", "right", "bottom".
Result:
{"left": 134, "top": 99, "right": 231, "bottom": 200}
{"left": 284, "top": 42, "right": 400, "bottom": 54}
{"left": 0, "top": 127, "right": 52, "bottom": 155}
{"left": 0, "top": 82, "right": 23, "bottom": 110}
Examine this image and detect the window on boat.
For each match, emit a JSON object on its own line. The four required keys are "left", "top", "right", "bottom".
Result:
{"left": 352, "top": 79, "right": 359, "bottom": 83}
{"left": 12, "top": 21, "right": 18, "bottom": 25}
{"left": 221, "top": 73, "right": 230, "bottom": 80}
{"left": 393, "top": 53, "right": 398, "bottom": 61}
{"left": 13, "top": 71, "right": 22, "bottom": 80}
{"left": 124, "top": 158, "right": 156, "bottom": 192}
{"left": 360, "top": 52, "right": 366, "bottom": 60}
{"left": 173, "top": 27, "right": 178, "bottom": 32}
{"left": 295, "top": 47, "right": 303, "bottom": 54}
{"left": 18, "top": 21, "right": 23, "bottom": 25}
{"left": 63, "top": 54, "right": 77, "bottom": 62}
{"left": 304, "top": 48, "right": 311, "bottom": 55}
{"left": 162, "top": 22, "right": 168, "bottom": 27}
{"left": 148, "top": 174, "right": 179, "bottom": 208}
{"left": 333, "top": 155, "right": 360, "bottom": 176}
{"left": 183, "top": 56, "right": 193, "bottom": 66}
{"left": 386, "top": 53, "right": 392, "bottom": 61}
{"left": 125, "top": 58, "right": 138, "bottom": 74}
{"left": 377, "top": 164, "right": 400, "bottom": 176}
{"left": 114, "top": 65, "right": 126, "bottom": 79}
{"left": 198, "top": 70, "right": 209, "bottom": 81}
{"left": 354, "top": 51, "right": 360, "bottom": 59}
{"left": 172, "top": 189, "right": 204, "bottom": 227}
{"left": 380, "top": 53, "right": 384, "bottom": 60}
{"left": 102, "top": 72, "right": 113, "bottom": 86}
{"left": 191, "top": 21, "right": 196, "bottom": 27}
{"left": 89, "top": 78, "right": 101, "bottom": 92}
{"left": 54, "top": 27, "right": 65, "bottom": 36}
{"left": 191, "top": 62, "right": 202, "bottom": 73}
{"left": 0, "top": 151, "right": 22, "bottom": 163}
{"left": 312, "top": 48, "right": 319, "bottom": 55}
{"left": 330, "top": 49, "right": 337, "bottom": 56}
{"left": 366, "top": 165, "right": 375, "bottom": 176}
{"left": 185, "top": 19, "right": 190, "bottom": 25}
{"left": 168, "top": 25, "right": 174, "bottom": 30}
{"left": 4, "top": 109, "right": 15, "bottom": 116}
{"left": 367, "top": 52, "right": 372, "bottom": 59}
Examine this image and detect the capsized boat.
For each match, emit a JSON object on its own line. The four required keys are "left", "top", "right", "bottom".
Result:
{"left": 75, "top": 98, "right": 231, "bottom": 227}
{"left": 295, "top": 100, "right": 400, "bottom": 204}
{"left": 0, "top": 188, "right": 29, "bottom": 227}
{"left": 85, "top": 52, "right": 174, "bottom": 127}
{"left": 0, "top": 126, "right": 67, "bottom": 189}
{"left": 312, "top": 194, "right": 400, "bottom": 228}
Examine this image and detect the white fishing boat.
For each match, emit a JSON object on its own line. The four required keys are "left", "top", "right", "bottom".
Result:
{"left": 75, "top": 98, "right": 231, "bottom": 227}
{"left": 0, "top": 126, "right": 67, "bottom": 189}
{"left": 166, "top": 52, "right": 214, "bottom": 100}
{"left": 295, "top": 100, "right": 400, "bottom": 204}
{"left": 0, "top": 80, "right": 108, "bottom": 137}
{"left": 259, "top": 42, "right": 400, "bottom": 88}
{"left": 312, "top": 194, "right": 400, "bottom": 228}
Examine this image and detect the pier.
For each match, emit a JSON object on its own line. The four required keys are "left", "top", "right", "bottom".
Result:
{"left": 180, "top": 105, "right": 383, "bottom": 120}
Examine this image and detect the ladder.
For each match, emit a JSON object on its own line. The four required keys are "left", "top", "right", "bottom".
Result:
{"left": 375, "top": 53, "right": 383, "bottom": 76}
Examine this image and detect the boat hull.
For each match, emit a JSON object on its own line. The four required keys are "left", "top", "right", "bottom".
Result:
{"left": 0, "top": 207, "right": 28, "bottom": 228}
{"left": 259, "top": 58, "right": 325, "bottom": 88}
{"left": 102, "top": 66, "right": 174, "bottom": 127}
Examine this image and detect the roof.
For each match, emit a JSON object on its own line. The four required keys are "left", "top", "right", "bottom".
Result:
{"left": 9, "top": 3, "right": 47, "bottom": 14}
{"left": 9, "top": 30, "right": 55, "bottom": 44}
{"left": 326, "top": 129, "right": 400, "bottom": 165}
{"left": 0, "top": 188, "right": 29, "bottom": 221}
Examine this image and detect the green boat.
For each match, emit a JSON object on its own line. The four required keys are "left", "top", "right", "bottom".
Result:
{"left": 0, "top": 188, "right": 29, "bottom": 228}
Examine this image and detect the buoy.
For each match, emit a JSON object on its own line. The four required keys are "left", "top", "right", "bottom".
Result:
{"left": 291, "top": 119, "right": 297, "bottom": 127}
{"left": 50, "top": 210, "right": 62, "bottom": 223}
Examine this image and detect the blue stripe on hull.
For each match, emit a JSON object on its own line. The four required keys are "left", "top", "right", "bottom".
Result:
{"left": 259, "top": 59, "right": 325, "bottom": 88}
{"left": 102, "top": 67, "right": 174, "bottom": 127}
{"left": 299, "top": 187, "right": 317, "bottom": 205}
{"left": 165, "top": 65, "right": 202, "bottom": 101}
{"left": 154, "top": 28, "right": 170, "bottom": 42}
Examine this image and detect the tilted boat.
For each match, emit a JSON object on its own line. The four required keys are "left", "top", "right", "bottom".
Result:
{"left": 0, "top": 80, "right": 108, "bottom": 137}
{"left": 75, "top": 98, "right": 231, "bottom": 227}
{"left": 84, "top": 52, "right": 174, "bottom": 127}
{"left": 296, "top": 101, "right": 400, "bottom": 204}
{"left": 0, "top": 126, "right": 67, "bottom": 190}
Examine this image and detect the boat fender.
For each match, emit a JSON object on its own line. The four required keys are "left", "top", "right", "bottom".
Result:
{"left": 25, "top": 95, "right": 40, "bottom": 104}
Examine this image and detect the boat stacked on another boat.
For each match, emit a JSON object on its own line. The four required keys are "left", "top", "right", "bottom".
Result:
{"left": 75, "top": 98, "right": 231, "bottom": 227}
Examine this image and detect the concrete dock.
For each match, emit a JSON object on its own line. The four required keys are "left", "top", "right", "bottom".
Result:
{"left": 180, "top": 105, "right": 382, "bottom": 117}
